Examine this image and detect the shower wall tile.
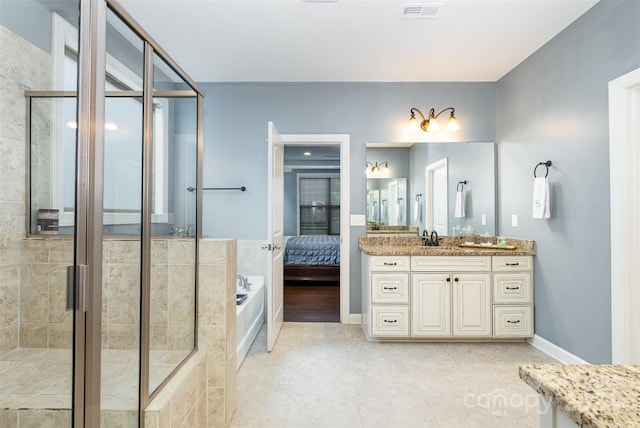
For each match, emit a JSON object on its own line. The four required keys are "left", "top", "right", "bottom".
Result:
{"left": 151, "top": 239, "right": 168, "bottom": 264}
{"left": 0, "top": 264, "right": 19, "bottom": 329}
{"left": 49, "top": 240, "right": 73, "bottom": 263}
{"left": 0, "top": 74, "right": 27, "bottom": 143}
{"left": 197, "top": 264, "right": 226, "bottom": 326}
{"left": 106, "top": 324, "right": 139, "bottom": 350}
{"left": 0, "top": 326, "right": 18, "bottom": 355}
{"left": 168, "top": 265, "right": 196, "bottom": 325}
{"left": 150, "top": 325, "right": 167, "bottom": 350}
{"left": 168, "top": 325, "right": 194, "bottom": 352}
{"left": 150, "top": 264, "right": 168, "bottom": 325}
{"left": 15, "top": 409, "right": 71, "bottom": 428}
{"left": 48, "top": 264, "right": 72, "bottom": 323}
{"left": 19, "top": 263, "right": 49, "bottom": 324}
{"left": 48, "top": 323, "right": 72, "bottom": 349}
{"left": 20, "top": 240, "right": 49, "bottom": 263}
{"left": 207, "top": 387, "right": 225, "bottom": 428}
{"left": 0, "top": 137, "right": 26, "bottom": 203}
{"left": 106, "top": 264, "right": 140, "bottom": 325}
{"left": 168, "top": 240, "right": 196, "bottom": 265}
{"left": 237, "top": 239, "right": 267, "bottom": 277}
{"left": 107, "top": 240, "right": 141, "bottom": 264}
{"left": 0, "top": 202, "right": 24, "bottom": 265}
{"left": 19, "top": 323, "right": 47, "bottom": 348}
{"left": 0, "top": 26, "right": 48, "bottom": 90}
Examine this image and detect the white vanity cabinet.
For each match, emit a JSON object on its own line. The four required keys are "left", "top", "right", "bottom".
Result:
{"left": 362, "top": 252, "right": 534, "bottom": 341}
{"left": 412, "top": 257, "right": 492, "bottom": 338}
{"left": 492, "top": 256, "right": 534, "bottom": 337}
{"left": 362, "top": 255, "right": 411, "bottom": 338}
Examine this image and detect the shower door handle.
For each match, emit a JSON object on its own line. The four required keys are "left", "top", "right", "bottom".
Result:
{"left": 66, "top": 264, "right": 89, "bottom": 312}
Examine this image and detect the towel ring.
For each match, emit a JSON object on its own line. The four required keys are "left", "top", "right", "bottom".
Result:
{"left": 457, "top": 180, "right": 467, "bottom": 192}
{"left": 534, "top": 161, "right": 552, "bottom": 178}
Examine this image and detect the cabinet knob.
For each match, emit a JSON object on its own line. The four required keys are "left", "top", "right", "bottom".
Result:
{"left": 446, "top": 277, "right": 451, "bottom": 282}
{"left": 454, "top": 277, "right": 459, "bottom": 282}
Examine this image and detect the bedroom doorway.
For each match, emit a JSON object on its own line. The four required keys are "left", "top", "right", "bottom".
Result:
{"left": 280, "top": 133, "right": 351, "bottom": 324}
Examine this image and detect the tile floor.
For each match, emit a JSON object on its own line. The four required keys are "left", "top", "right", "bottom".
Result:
{"left": 232, "top": 322, "right": 558, "bottom": 428}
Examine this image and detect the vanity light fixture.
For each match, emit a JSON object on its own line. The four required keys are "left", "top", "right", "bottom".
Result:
{"left": 408, "top": 107, "right": 459, "bottom": 132}
{"left": 366, "top": 161, "right": 389, "bottom": 175}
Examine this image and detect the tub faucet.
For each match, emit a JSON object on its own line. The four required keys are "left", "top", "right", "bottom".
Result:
{"left": 237, "top": 275, "right": 251, "bottom": 291}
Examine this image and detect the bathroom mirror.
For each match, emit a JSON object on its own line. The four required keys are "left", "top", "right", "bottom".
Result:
{"left": 366, "top": 178, "right": 407, "bottom": 226}
{"left": 366, "top": 142, "right": 497, "bottom": 236}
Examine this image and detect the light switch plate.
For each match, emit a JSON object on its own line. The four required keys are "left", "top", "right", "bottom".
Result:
{"left": 512, "top": 214, "right": 518, "bottom": 227}
{"left": 481, "top": 214, "right": 486, "bottom": 225}
{"left": 350, "top": 214, "right": 366, "bottom": 226}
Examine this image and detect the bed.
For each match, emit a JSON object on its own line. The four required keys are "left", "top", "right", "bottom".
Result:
{"left": 283, "top": 235, "right": 340, "bottom": 282}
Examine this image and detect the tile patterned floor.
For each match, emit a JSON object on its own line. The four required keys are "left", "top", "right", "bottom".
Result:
{"left": 231, "top": 322, "right": 558, "bottom": 428}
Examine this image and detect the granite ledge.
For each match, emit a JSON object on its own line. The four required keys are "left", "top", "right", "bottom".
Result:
{"left": 359, "top": 236, "right": 535, "bottom": 257}
{"left": 519, "top": 364, "right": 640, "bottom": 428}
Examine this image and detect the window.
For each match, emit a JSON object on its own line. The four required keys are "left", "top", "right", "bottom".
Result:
{"left": 298, "top": 174, "right": 340, "bottom": 235}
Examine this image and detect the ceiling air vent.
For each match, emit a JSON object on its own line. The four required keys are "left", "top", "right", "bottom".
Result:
{"left": 402, "top": 3, "right": 444, "bottom": 19}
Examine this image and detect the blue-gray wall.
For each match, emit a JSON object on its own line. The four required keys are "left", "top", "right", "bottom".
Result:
{"left": 200, "top": 82, "right": 496, "bottom": 312}
{"left": 496, "top": 0, "right": 640, "bottom": 363}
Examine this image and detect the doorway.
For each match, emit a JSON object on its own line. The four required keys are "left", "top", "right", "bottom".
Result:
{"left": 280, "top": 134, "right": 351, "bottom": 324}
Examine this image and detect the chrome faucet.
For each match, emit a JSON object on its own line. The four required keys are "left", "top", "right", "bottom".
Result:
{"left": 237, "top": 275, "right": 251, "bottom": 291}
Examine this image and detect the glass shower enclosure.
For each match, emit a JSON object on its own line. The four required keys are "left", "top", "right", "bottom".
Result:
{"left": 0, "top": 0, "right": 203, "bottom": 426}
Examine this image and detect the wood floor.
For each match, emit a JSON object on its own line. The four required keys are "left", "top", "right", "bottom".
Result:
{"left": 284, "top": 280, "right": 340, "bottom": 322}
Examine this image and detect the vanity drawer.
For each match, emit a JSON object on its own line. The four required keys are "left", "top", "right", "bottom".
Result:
{"left": 369, "top": 256, "right": 410, "bottom": 272}
{"left": 372, "top": 306, "right": 410, "bottom": 337}
{"left": 492, "top": 256, "right": 533, "bottom": 272}
{"left": 493, "top": 273, "right": 532, "bottom": 304}
{"left": 372, "top": 273, "right": 410, "bottom": 304}
{"left": 411, "top": 256, "right": 491, "bottom": 272}
{"left": 493, "top": 306, "right": 533, "bottom": 337}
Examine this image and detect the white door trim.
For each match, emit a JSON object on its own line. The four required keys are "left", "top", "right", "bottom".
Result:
{"left": 609, "top": 67, "right": 640, "bottom": 364}
{"left": 281, "top": 134, "right": 351, "bottom": 324}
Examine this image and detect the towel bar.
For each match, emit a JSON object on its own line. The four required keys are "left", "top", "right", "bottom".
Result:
{"left": 186, "top": 186, "right": 246, "bottom": 192}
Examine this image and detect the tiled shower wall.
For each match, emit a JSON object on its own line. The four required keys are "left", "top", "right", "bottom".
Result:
{"left": 16, "top": 238, "right": 196, "bottom": 351}
{"left": 0, "top": 25, "right": 51, "bottom": 354}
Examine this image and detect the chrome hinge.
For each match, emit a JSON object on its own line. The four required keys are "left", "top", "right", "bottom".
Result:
{"left": 66, "top": 264, "right": 89, "bottom": 312}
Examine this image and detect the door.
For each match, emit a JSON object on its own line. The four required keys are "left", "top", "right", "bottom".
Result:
{"left": 426, "top": 158, "right": 448, "bottom": 235}
{"left": 411, "top": 273, "right": 451, "bottom": 336}
{"left": 266, "top": 122, "right": 285, "bottom": 351}
{"left": 452, "top": 273, "right": 492, "bottom": 336}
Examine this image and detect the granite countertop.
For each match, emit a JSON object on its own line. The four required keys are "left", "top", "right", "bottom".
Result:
{"left": 359, "top": 236, "right": 536, "bottom": 256}
{"left": 519, "top": 364, "right": 640, "bottom": 427}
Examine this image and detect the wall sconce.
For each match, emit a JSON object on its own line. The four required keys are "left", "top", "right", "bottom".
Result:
{"left": 408, "top": 107, "right": 459, "bottom": 132}
{"left": 366, "top": 161, "right": 389, "bottom": 175}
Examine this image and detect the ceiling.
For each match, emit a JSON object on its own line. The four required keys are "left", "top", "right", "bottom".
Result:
{"left": 118, "top": 0, "right": 598, "bottom": 83}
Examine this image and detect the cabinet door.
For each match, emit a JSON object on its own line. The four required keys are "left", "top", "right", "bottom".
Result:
{"left": 411, "top": 273, "right": 451, "bottom": 336}
{"left": 452, "top": 273, "right": 492, "bottom": 337}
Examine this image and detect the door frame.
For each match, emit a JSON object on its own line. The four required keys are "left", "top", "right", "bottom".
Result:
{"left": 425, "top": 157, "right": 448, "bottom": 235}
{"left": 281, "top": 134, "right": 351, "bottom": 324}
{"left": 609, "top": 67, "right": 640, "bottom": 364}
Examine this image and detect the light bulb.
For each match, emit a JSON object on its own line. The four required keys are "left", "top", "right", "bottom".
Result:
{"left": 426, "top": 118, "right": 439, "bottom": 132}
{"left": 447, "top": 116, "right": 459, "bottom": 131}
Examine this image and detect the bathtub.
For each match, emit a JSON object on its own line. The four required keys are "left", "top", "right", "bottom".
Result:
{"left": 236, "top": 275, "right": 265, "bottom": 370}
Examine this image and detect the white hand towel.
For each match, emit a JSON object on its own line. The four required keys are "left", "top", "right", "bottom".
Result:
{"left": 454, "top": 190, "right": 465, "bottom": 218}
{"left": 532, "top": 177, "right": 550, "bottom": 218}
{"left": 414, "top": 200, "right": 420, "bottom": 221}
{"left": 397, "top": 200, "right": 402, "bottom": 222}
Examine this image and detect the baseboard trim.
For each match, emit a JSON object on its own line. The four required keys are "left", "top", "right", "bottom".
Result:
{"left": 348, "top": 313, "right": 362, "bottom": 324}
{"left": 527, "top": 334, "right": 589, "bottom": 364}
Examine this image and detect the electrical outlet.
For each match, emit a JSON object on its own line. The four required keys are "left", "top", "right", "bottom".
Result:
{"left": 512, "top": 214, "right": 518, "bottom": 227}
{"left": 481, "top": 214, "right": 486, "bottom": 225}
